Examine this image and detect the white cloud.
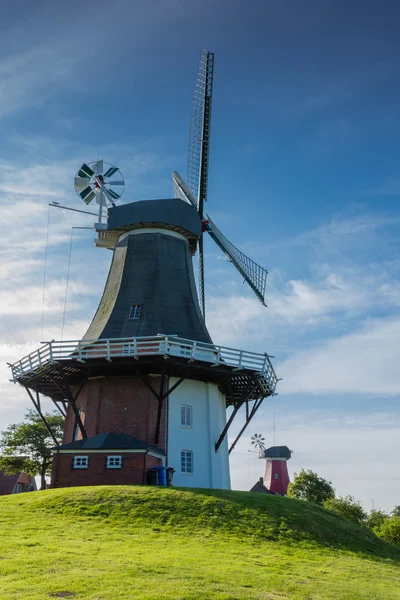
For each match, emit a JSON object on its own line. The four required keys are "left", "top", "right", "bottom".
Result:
{"left": 278, "top": 317, "right": 400, "bottom": 396}
{"left": 0, "top": 280, "right": 93, "bottom": 317}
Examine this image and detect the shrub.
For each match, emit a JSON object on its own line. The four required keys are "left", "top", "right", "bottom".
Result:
{"left": 324, "top": 495, "right": 367, "bottom": 526}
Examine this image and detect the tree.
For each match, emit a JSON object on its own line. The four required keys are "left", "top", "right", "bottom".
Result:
{"left": 324, "top": 495, "right": 367, "bottom": 526}
{"left": 287, "top": 469, "right": 335, "bottom": 504}
{"left": 392, "top": 506, "right": 400, "bottom": 517}
{"left": 0, "top": 410, "right": 64, "bottom": 490}
{"left": 286, "top": 469, "right": 335, "bottom": 505}
{"left": 367, "top": 509, "right": 390, "bottom": 531}
{"left": 375, "top": 516, "right": 400, "bottom": 546}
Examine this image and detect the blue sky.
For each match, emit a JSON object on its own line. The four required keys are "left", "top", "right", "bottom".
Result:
{"left": 0, "top": 0, "right": 399, "bottom": 509}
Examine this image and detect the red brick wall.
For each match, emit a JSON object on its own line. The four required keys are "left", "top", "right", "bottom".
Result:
{"left": 51, "top": 452, "right": 163, "bottom": 488}
{"left": 63, "top": 375, "right": 166, "bottom": 452}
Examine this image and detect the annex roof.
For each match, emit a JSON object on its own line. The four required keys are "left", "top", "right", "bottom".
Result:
{"left": 57, "top": 431, "right": 165, "bottom": 455}
{"left": 249, "top": 478, "right": 274, "bottom": 494}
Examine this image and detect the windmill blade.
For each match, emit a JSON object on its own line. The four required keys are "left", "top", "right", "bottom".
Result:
{"left": 74, "top": 177, "right": 91, "bottom": 192}
{"left": 80, "top": 187, "right": 96, "bottom": 205}
{"left": 105, "top": 180, "right": 124, "bottom": 186}
{"left": 78, "top": 163, "right": 94, "bottom": 178}
{"left": 187, "top": 50, "right": 214, "bottom": 216}
{"left": 172, "top": 171, "right": 206, "bottom": 316}
{"left": 100, "top": 185, "right": 117, "bottom": 206}
{"left": 107, "top": 189, "right": 120, "bottom": 200}
{"left": 172, "top": 171, "right": 197, "bottom": 208}
{"left": 104, "top": 166, "right": 119, "bottom": 178}
{"left": 92, "top": 160, "right": 104, "bottom": 176}
{"left": 206, "top": 215, "right": 268, "bottom": 306}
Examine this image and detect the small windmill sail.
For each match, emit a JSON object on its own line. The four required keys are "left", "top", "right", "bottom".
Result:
{"left": 251, "top": 433, "right": 266, "bottom": 451}
{"left": 74, "top": 160, "right": 124, "bottom": 224}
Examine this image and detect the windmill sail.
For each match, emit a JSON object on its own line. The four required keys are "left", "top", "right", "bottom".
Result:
{"left": 186, "top": 50, "right": 214, "bottom": 319}
{"left": 206, "top": 216, "right": 268, "bottom": 306}
{"left": 187, "top": 50, "right": 214, "bottom": 214}
{"left": 172, "top": 171, "right": 197, "bottom": 208}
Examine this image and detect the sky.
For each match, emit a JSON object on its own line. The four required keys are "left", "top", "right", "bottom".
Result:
{"left": 0, "top": 0, "right": 399, "bottom": 510}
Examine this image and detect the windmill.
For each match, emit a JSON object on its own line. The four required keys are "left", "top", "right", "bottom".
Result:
{"left": 251, "top": 433, "right": 266, "bottom": 453}
{"left": 9, "top": 50, "right": 278, "bottom": 492}
{"left": 173, "top": 50, "right": 268, "bottom": 317}
{"left": 73, "top": 160, "right": 125, "bottom": 224}
{"left": 249, "top": 432, "right": 292, "bottom": 495}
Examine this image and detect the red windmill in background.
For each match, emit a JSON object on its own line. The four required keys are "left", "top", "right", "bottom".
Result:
{"left": 251, "top": 433, "right": 292, "bottom": 495}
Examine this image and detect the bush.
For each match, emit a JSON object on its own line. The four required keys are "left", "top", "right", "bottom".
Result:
{"left": 324, "top": 495, "right": 367, "bottom": 526}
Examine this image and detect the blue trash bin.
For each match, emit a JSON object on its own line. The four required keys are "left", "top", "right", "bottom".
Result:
{"left": 152, "top": 466, "right": 167, "bottom": 486}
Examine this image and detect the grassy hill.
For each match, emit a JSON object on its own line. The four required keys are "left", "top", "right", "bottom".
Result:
{"left": 0, "top": 486, "right": 399, "bottom": 599}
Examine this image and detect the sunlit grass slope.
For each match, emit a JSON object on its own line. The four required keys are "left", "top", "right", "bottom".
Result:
{"left": 0, "top": 486, "right": 399, "bottom": 599}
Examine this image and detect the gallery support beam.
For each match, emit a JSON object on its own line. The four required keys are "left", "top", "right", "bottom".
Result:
{"left": 135, "top": 370, "right": 187, "bottom": 444}
{"left": 228, "top": 396, "right": 265, "bottom": 454}
{"left": 215, "top": 379, "right": 257, "bottom": 452}
{"left": 24, "top": 386, "right": 61, "bottom": 448}
{"left": 48, "top": 371, "right": 88, "bottom": 439}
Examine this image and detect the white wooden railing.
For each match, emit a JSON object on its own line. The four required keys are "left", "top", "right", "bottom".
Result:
{"left": 9, "top": 335, "right": 277, "bottom": 391}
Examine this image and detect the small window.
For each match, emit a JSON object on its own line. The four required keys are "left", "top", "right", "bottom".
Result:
{"left": 181, "top": 405, "right": 192, "bottom": 428}
{"left": 274, "top": 473, "right": 279, "bottom": 479}
{"left": 181, "top": 450, "right": 193, "bottom": 474}
{"left": 129, "top": 304, "right": 142, "bottom": 320}
{"left": 73, "top": 456, "right": 88, "bottom": 469}
{"left": 107, "top": 455, "right": 122, "bottom": 469}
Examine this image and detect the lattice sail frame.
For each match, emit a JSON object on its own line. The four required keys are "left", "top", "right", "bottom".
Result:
{"left": 172, "top": 172, "right": 268, "bottom": 307}
{"left": 206, "top": 216, "right": 267, "bottom": 305}
{"left": 187, "top": 50, "right": 214, "bottom": 214}
{"left": 174, "top": 50, "right": 269, "bottom": 310}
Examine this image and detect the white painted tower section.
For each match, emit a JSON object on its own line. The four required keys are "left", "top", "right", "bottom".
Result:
{"left": 167, "top": 378, "right": 231, "bottom": 489}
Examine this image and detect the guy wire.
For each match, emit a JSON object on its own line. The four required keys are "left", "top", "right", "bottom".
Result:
{"left": 60, "top": 227, "right": 93, "bottom": 340}
{"left": 41, "top": 205, "right": 51, "bottom": 341}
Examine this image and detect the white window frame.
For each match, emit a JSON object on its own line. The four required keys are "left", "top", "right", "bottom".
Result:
{"left": 129, "top": 304, "right": 142, "bottom": 320}
{"left": 106, "top": 455, "right": 122, "bottom": 469}
{"left": 181, "top": 405, "right": 192, "bottom": 428}
{"left": 181, "top": 450, "right": 193, "bottom": 475}
{"left": 73, "top": 455, "right": 89, "bottom": 469}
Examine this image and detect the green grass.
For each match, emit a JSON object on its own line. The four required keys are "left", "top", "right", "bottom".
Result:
{"left": 0, "top": 486, "right": 399, "bottom": 599}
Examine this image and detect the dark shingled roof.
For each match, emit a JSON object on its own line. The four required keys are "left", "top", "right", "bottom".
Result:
{"left": 262, "top": 446, "right": 292, "bottom": 460}
{"left": 249, "top": 478, "right": 274, "bottom": 494}
{"left": 58, "top": 432, "right": 165, "bottom": 455}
